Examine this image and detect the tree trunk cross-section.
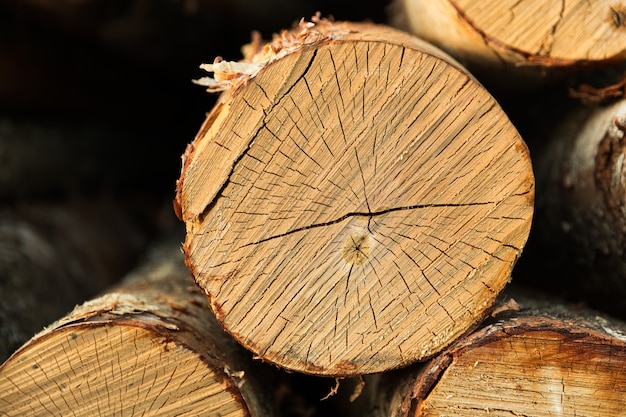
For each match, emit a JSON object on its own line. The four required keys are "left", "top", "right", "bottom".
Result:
{"left": 392, "top": 0, "right": 626, "bottom": 84}
{"left": 370, "top": 293, "right": 626, "bottom": 417}
{"left": 176, "top": 20, "right": 534, "bottom": 376}
{"left": 0, "top": 239, "right": 273, "bottom": 417}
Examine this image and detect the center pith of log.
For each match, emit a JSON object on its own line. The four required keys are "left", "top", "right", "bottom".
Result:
{"left": 176, "top": 21, "right": 534, "bottom": 376}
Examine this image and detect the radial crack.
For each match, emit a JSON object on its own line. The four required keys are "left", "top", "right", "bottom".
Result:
{"left": 240, "top": 200, "right": 499, "bottom": 248}
{"left": 196, "top": 50, "right": 318, "bottom": 223}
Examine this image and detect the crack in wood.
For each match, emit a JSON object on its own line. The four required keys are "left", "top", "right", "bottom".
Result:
{"left": 197, "top": 50, "right": 318, "bottom": 223}
{"left": 537, "top": 0, "right": 566, "bottom": 56}
{"left": 239, "top": 196, "right": 527, "bottom": 248}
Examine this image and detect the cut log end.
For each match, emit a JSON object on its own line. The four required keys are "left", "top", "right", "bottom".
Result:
{"left": 177, "top": 20, "right": 534, "bottom": 376}
{"left": 392, "top": 0, "right": 626, "bottom": 84}
{"left": 0, "top": 324, "right": 249, "bottom": 417}
{"left": 0, "top": 240, "right": 272, "bottom": 417}
{"left": 409, "top": 317, "right": 626, "bottom": 416}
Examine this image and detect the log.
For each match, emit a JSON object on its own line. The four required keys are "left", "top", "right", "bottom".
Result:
{"left": 368, "top": 290, "right": 626, "bottom": 416}
{"left": 0, "top": 200, "right": 150, "bottom": 362}
{"left": 175, "top": 18, "right": 535, "bottom": 376}
{"left": 390, "top": 0, "right": 626, "bottom": 86}
{"left": 527, "top": 98, "right": 626, "bottom": 318}
{"left": 0, "top": 237, "right": 275, "bottom": 417}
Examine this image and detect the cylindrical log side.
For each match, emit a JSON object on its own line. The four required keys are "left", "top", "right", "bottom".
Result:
{"left": 526, "top": 99, "right": 626, "bottom": 318}
{"left": 368, "top": 289, "right": 626, "bottom": 416}
{"left": 176, "top": 19, "right": 534, "bottom": 376}
{"left": 390, "top": 0, "right": 626, "bottom": 87}
{"left": 0, "top": 237, "right": 275, "bottom": 417}
{"left": 0, "top": 201, "right": 150, "bottom": 362}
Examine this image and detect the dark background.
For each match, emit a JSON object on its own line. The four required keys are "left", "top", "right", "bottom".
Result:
{"left": 0, "top": 1, "right": 390, "bottom": 202}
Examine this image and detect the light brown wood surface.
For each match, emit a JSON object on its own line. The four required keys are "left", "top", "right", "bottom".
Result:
{"left": 176, "top": 19, "right": 534, "bottom": 376}
{"left": 0, "top": 238, "right": 274, "bottom": 417}
{"left": 368, "top": 293, "right": 626, "bottom": 416}
{"left": 392, "top": 0, "right": 626, "bottom": 83}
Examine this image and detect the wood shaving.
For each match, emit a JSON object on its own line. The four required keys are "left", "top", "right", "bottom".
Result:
{"left": 194, "top": 13, "right": 351, "bottom": 93}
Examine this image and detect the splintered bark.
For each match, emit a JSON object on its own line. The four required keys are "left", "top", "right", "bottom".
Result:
{"left": 0, "top": 238, "right": 274, "bottom": 417}
{"left": 369, "top": 293, "right": 626, "bottom": 417}
{"left": 175, "top": 19, "right": 534, "bottom": 376}
{"left": 391, "top": 0, "right": 626, "bottom": 85}
{"left": 530, "top": 99, "right": 626, "bottom": 318}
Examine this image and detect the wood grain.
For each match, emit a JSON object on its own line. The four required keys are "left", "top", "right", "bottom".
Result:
{"left": 0, "top": 238, "right": 274, "bottom": 416}
{"left": 368, "top": 292, "right": 626, "bottom": 416}
{"left": 176, "top": 19, "right": 534, "bottom": 376}
{"left": 391, "top": 0, "right": 626, "bottom": 84}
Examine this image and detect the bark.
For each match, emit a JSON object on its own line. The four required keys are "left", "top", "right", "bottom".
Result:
{"left": 0, "top": 236, "right": 275, "bottom": 417}
{"left": 175, "top": 18, "right": 534, "bottom": 376}
{"left": 368, "top": 288, "right": 626, "bottom": 416}
{"left": 0, "top": 200, "right": 150, "bottom": 362}
{"left": 390, "top": 0, "right": 626, "bottom": 87}
{"left": 528, "top": 99, "right": 626, "bottom": 318}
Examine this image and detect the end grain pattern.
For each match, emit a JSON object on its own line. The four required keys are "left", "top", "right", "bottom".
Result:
{"left": 176, "top": 20, "right": 534, "bottom": 376}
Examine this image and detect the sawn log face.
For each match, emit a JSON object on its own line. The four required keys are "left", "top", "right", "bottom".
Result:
{"left": 177, "top": 20, "right": 534, "bottom": 376}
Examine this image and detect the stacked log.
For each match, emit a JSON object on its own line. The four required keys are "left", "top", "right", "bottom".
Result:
{"left": 366, "top": 291, "right": 626, "bottom": 416}
{"left": 529, "top": 99, "right": 626, "bottom": 317}
{"left": 2, "top": 4, "right": 626, "bottom": 416}
{"left": 0, "top": 237, "right": 275, "bottom": 416}
{"left": 0, "top": 201, "right": 150, "bottom": 362}
{"left": 391, "top": 0, "right": 626, "bottom": 87}
{"left": 175, "top": 18, "right": 534, "bottom": 376}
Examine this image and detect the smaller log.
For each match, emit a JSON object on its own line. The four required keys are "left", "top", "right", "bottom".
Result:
{"left": 528, "top": 98, "right": 626, "bottom": 318}
{"left": 368, "top": 289, "right": 626, "bottom": 417}
{"left": 390, "top": 0, "right": 626, "bottom": 87}
{"left": 0, "top": 200, "right": 149, "bottom": 362}
{"left": 0, "top": 237, "right": 275, "bottom": 417}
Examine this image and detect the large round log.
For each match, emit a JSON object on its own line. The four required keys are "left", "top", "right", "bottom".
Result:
{"left": 176, "top": 18, "right": 534, "bottom": 376}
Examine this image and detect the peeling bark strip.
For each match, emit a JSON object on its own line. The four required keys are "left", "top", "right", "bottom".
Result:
{"left": 369, "top": 294, "right": 626, "bottom": 416}
{"left": 176, "top": 19, "right": 534, "bottom": 376}
{"left": 0, "top": 238, "right": 274, "bottom": 417}
{"left": 532, "top": 99, "right": 626, "bottom": 317}
{"left": 391, "top": 0, "right": 626, "bottom": 84}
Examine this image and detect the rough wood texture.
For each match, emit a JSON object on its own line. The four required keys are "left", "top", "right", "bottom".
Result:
{"left": 369, "top": 291, "right": 626, "bottom": 416}
{"left": 0, "top": 201, "right": 149, "bottom": 362}
{"left": 176, "top": 18, "right": 534, "bottom": 376}
{"left": 391, "top": 0, "right": 626, "bottom": 85}
{"left": 0, "top": 237, "right": 274, "bottom": 417}
{"left": 529, "top": 99, "right": 626, "bottom": 318}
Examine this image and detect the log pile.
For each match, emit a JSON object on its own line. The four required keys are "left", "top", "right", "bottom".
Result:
{"left": 1, "top": 2, "right": 626, "bottom": 416}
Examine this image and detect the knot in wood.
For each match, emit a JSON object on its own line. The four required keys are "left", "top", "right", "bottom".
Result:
{"left": 342, "top": 233, "right": 370, "bottom": 265}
